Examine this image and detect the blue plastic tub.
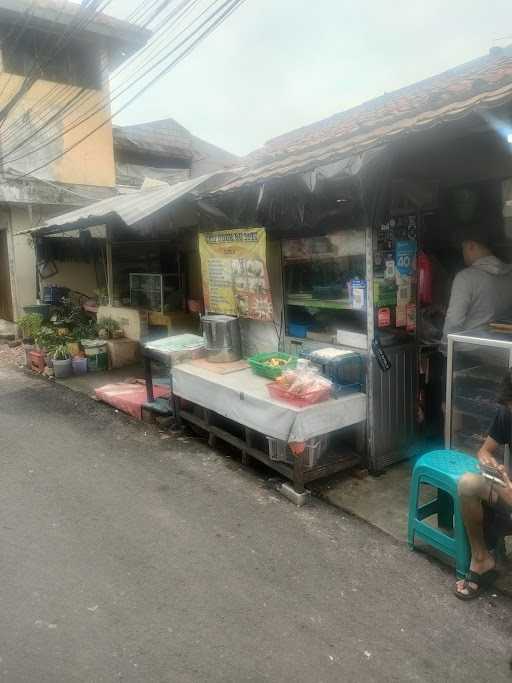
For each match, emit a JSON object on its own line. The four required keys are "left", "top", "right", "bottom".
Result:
{"left": 288, "top": 323, "right": 309, "bottom": 338}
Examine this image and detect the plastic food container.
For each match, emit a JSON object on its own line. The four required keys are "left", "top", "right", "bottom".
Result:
{"left": 82, "top": 339, "right": 108, "bottom": 372}
{"left": 267, "top": 382, "right": 331, "bottom": 407}
{"left": 248, "top": 352, "right": 297, "bottom": 379}
{"left": 267, "top": 435, "right": 330, "bottom": 467}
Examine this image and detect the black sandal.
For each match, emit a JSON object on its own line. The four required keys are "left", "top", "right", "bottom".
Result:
{"left": 454, "top": 569, "right": 498, "bottom": 601}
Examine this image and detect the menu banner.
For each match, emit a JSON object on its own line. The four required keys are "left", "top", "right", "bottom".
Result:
{"left": 198, "top": 228, "right": 274, "bottom": 321}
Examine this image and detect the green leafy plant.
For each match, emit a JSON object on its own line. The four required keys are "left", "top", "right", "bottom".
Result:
{"left": 57, "top": 299, "right": 91, "bottom": 329}
{"left": 17, "top": 313, "right": 43, "bottom": 340}
{"left": 74, "top": 320, "right": 98, "bottom": 341}
{"left": 97, "top": 317, "right": 121, "bottom": 339}
{"left": 52, "top": 344, "right": 71, "bottom": 361}
{"left": 34, "top": 326, "right": 59, "bottom": 353}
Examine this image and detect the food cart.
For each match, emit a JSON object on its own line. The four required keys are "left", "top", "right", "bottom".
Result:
{"left": 172, "top": 362, "right": 365, "bottom": 497}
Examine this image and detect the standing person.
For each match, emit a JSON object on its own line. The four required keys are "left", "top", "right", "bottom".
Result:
{"left": 443, "top": 228, "right": 512, "bottom": 341}
{"left": 454, "top": 372, "right": 512, "bottom": 599}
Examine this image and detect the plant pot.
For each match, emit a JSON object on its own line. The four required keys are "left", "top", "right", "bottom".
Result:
{"left": 82, "top": 340, "right": 109, "bottom": 372}
{"left": 23, "top": 344, "right": 34, "bottom": 367}
{"left": 72, "top": 357, "right": 88, "bottom": 375}
{"left": 53, "top": 358, "right": 72, "bottom": 379}
{"left": 67, "top": 342, "right": 80, "bottom": 357}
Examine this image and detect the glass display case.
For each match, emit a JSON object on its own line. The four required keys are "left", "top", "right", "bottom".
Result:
{"left": 130, "top": 273, "right": 183, "bottom": 313}
{"left": 445, "top": 329, "right": 512, "bottom": 457}
{"left": 283, "top": 229, "right": 367, "bottom": 344}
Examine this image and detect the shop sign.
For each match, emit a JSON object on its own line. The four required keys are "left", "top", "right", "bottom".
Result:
{"left": 395, "top": 240, "right": 417, "bottom": 277}
{"left": 198, "top": 228, "right": 274, "bottom": 321}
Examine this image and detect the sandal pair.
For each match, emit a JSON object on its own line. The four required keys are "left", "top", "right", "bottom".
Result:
{"left": 454, "top": 568, "right": 498, "bottom": 600}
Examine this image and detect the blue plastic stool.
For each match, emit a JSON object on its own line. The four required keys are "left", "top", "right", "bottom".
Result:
{"left": 408, "top": 450, "right": 480, "bottom": 577}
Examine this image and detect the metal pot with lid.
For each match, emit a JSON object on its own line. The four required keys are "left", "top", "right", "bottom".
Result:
{"left": 201, "top": 314, "right": 242, "bottom": 363}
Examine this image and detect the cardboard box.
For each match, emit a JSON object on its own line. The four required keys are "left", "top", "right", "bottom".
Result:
{"left": 106, "top": 339, "right": 140, "bottom": 369}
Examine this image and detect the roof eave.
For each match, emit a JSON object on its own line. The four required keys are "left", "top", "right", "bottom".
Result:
{"left": 0, "top": 1, "right": 151, "bottom": 55}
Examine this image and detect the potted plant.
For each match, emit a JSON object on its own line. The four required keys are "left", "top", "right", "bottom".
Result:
{"left": 17, "top": 313, "right": 43, "bottom": 344}
{"left": 97, "top": 317, "right": 122, "bottom": 340}
{"left": 52, "top": 344, "right": 72, "bottom": 379}
{"left": 74, "top": 320, "right": 98, "bottom": 343}
{"left": 34, "top": 326, "right": 59, "bottom": 367}
{"left": 34, "top": 326, "right": 59, "bottom": 352}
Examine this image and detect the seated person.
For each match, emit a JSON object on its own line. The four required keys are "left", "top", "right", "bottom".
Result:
{"left": 455, "top": 371, "right": 512, "bottom": 600}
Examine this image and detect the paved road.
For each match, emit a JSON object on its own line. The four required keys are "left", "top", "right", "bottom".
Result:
{"left": 1, "top": 365, "right": 512, "bottom": 682}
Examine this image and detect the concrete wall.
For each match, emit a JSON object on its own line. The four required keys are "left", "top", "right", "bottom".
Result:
{"left": 41, "top": 261, "right": 98, "bottom": 298}
{"left": 97, "top": 305, "right": 145, "bottom": 340}
{"left": 7, "top": 206, "right": 98, "bottom": 318}
{"left": 9, "top": 207, "right": 37, "bottom": 319}
{"left": 0, "top": 72, "right": 116, "bottom": 187}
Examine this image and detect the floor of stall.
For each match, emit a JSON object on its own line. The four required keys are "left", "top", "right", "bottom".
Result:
{"left": 313, "top": 460, "right": 413, "bottom": 539}
{"left": 313, "top": 460, "right": 512, "bottom": 595}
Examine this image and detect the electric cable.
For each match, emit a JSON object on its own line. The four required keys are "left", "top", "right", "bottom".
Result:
{"left": 14, "top": 0, "right": 246, "bottom": 179}
{"left": 1, "top": 0, "right": 220, "bottom": 161}
{"left": 0, "top": 0, "right": 181, "bottom": 149}
{"left": 0, "top": 0, "right": 114, "bottom": 124}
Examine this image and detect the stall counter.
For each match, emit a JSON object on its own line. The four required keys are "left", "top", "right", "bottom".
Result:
{"left": 172, "top": 364, "right": 366, "bottom": 443}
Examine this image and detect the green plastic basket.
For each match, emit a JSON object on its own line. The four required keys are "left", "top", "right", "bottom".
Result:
{"left": 248, "top": 352, "right": 297, "bottom": 379}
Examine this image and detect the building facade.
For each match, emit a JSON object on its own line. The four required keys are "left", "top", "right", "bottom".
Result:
{"left": 0, "top": 0, "right": 148, "bottom": 320}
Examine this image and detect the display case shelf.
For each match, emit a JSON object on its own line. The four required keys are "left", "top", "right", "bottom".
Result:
{"left": 446, "top": 328, "right": 512, "bottom": 456}
{"left": 287, "top": 298, "right": 355, "bottom": 311}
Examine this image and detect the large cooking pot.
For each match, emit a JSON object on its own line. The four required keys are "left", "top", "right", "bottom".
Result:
{"left": 201, "top": 314, "right": 242, "bottom": 363}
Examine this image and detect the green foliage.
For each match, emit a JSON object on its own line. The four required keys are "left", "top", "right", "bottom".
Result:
{"left": 74, "top": 320, "right": 98, "bottom": 341}
{"left": 52, "top": 344, "right": 71, "bottom": 361}
{"left": 34, "top": 326, "right": 59, "bottom": 353}
{"left": 17, "top": 313, "right": 43, "bottom": 339}
{"left": 57, "top": 299, "right": 91, "bottom": 328}
{"left": 97, "top": 317, "right": 121, "bottom": 339}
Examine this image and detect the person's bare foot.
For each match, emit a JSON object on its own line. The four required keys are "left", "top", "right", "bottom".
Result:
{"left": 455, "top": 553, "right": 496, "bottom": 597}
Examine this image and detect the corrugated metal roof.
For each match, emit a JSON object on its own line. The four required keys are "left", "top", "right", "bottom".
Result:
{"left": 215, "top": 47, "right": 512, "bottom": 193}
{"left": 29, "top": 173, "right": 222, "bottom": 235}
{"left": 113, "top": 120, "right": 194, "bottom": 160}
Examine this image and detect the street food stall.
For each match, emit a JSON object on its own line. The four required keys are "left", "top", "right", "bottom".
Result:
{"left": 138, "top": 226, "right": 368, "bottom": 501}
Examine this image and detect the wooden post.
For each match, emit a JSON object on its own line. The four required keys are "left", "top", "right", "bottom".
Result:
{"left": 106, "top": 226, "right": 113, "bottom": 306}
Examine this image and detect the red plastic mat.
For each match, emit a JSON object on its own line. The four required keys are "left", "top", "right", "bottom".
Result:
{"left": 95, "top": 380, "right": 170, "bottom": 420}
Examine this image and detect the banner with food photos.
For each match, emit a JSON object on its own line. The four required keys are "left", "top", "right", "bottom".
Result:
{"left": 198, "top": 228, "right": 273, "bottom": 321}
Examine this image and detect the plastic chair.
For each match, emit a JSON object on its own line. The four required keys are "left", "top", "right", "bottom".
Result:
{"left": 408, "top": 450, "right": 480, "bottom": 577}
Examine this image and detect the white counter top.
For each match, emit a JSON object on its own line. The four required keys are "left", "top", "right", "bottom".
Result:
{"left": 172, "top": 364, "right": 366, "bottom": 443}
